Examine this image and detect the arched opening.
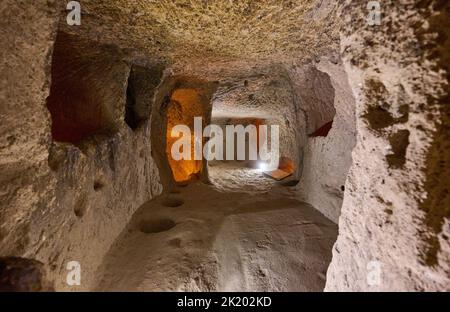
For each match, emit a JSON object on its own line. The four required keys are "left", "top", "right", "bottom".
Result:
{"left": 166, "top": 88, "right": 206, "bottom": 183}
{"left": 125, "top": 75, "right": 139, "bottom": 130}
{"left": 150, "top": 77, "right": 218, "bottom": 189}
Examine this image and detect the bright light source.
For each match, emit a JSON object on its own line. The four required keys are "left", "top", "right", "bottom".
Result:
{"left": 258, "top": 162, "right": 268, "bottom": 171}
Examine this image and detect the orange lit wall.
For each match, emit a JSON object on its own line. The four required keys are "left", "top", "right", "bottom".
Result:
{"left": 166, "top": 88, "right": 206, "bottom": 183}
{"left": 278, "top": 156, "right": 295, "bottom": 174}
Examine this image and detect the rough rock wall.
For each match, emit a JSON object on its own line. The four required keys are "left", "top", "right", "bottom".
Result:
{"left": 60, "top": 0, "right": 339, "bottom": 64}
{"left": 290, "top": 59, "right": 356, "bottom": 223}
{"left": 0, "top": 2, "right": 163, "bottom": 291}
{"left": 289, "top": 64, "right": 337, "bottom": 134}
{"left": 326, "top": 0, "right": 450, "bottom": 291}
{"left": 0, "top": 0, "right": 61, "bottom": 281}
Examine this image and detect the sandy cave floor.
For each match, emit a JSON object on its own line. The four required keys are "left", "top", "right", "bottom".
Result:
{"left": 208, "top": 161, "right": 277, "bottom": 193}
{"left": 93, "top": 163, "right": 337, "bottom": 291}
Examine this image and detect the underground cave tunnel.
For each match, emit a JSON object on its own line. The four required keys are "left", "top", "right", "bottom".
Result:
{"left": 1, "top": 1, "right": 449, "bottom": 293}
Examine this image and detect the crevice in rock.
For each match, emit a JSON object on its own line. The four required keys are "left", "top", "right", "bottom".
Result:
{"left": 125, "top": 64, "right": 164, "bottom": 131}
{"left": 309, "top": 121, "right": 333, "bottom": 138}
{"left": 386, "top": 130, "right": 410, "bottom": 169}
{"left": 74, "top": 195, "right": 88, "bottom": 218}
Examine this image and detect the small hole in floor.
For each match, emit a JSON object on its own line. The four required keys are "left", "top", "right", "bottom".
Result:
{"left": 341, "top": 185, "right": 345, "bottom": 192}
{"left": 161, "top": 196, "right": 184, "bottom": 207}
{"left": 94, "top": 181, "right": 105, "bottom": 191}
{"left": 74, "top": 196, "right": 87, "bottom": 218}
{"left": 74, "top": 208, "right": 84, "bottom": 218}
{"left": 140, "top": 218, "right": 176, "bottom": 234}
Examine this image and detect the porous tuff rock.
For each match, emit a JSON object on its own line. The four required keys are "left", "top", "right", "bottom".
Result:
{"left": 325, "top": 1, "right": 450, "bottom": 291}
{"left": 292, "top": 59, "right": 356, "bottom": 223}
{"left": 60, "top": 0, "right": 340, "bottom": 64}
{"left": 0, "top": 2, "right": 163, "bottom": 291}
